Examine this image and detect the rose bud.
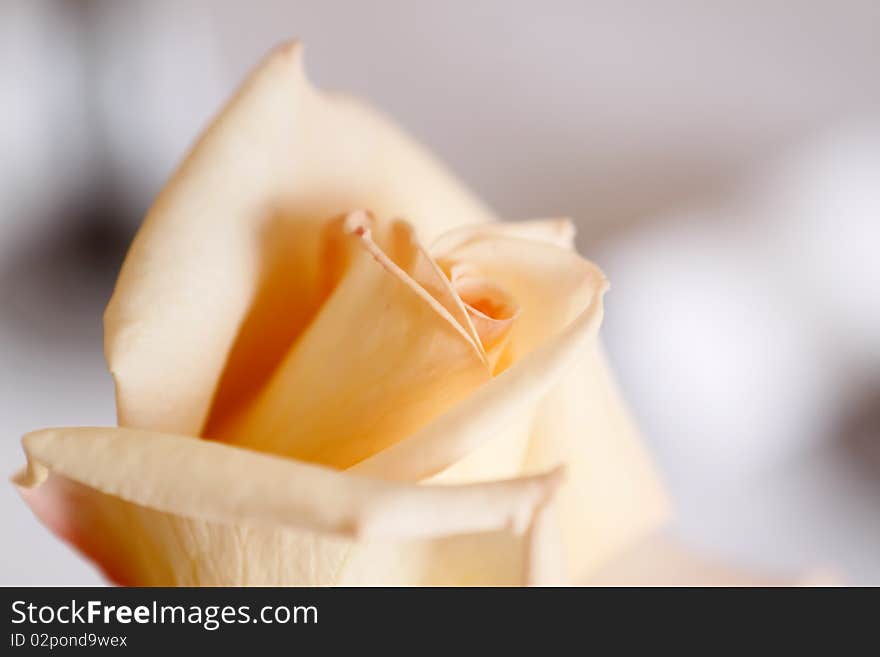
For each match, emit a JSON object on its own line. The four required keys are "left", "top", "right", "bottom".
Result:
{"left": 16, "top": 42, "right": 803, "bottom": 585}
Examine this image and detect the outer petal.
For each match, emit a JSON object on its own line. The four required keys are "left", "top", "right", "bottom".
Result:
{"left": 104, "top": 42, "right": 495, "bottom": 436}
{"left": 523, "top": 344, "right": 670, "bottom": 581}
{"left": 14, "top": 427, "right": 562, "bottom": 586}
{"left": 434, "top": 229, "right": 597, "bottom": 363}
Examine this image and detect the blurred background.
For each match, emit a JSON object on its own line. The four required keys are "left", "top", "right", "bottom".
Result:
{"left": 2, "top": 0, "right": 878, "bottom": 584}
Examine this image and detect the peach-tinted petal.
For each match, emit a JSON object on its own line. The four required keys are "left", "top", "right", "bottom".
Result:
{"left": 438, "top": 225, "right": 669, "bottom": 580}
{"left": 353, "top": 232, "right": 607, "bottom": 483}
{"left": 445, "top": 261, "right": 520, "bottom": 372}
{"left": 431, "top": 218, "right": 576, "bottom": 253}
{"left": 383, "top": 219, "right": 484, "bottom": 355}
{"left": 434, "top": 230, "right": 598, "bottom": 363}
{"left": 15, "top": 427, "right": 562, "bottom": 585}
{"left": 209, "top": 215, "right": 491, "bottom": 468}
{"left": 524, "top": 501, "right": 567, "bottom": 586}
{"left": 524, "top": 344, "right": 670, "bottom": 581}
{"left": 356, "top": 226, "right": 668, "bottom": 581}
{"left": 104, "top": 42, "right": 494, "bottom": 437}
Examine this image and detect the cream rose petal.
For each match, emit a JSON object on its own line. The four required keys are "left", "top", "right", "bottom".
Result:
{"left": 523, "top": 344, "right": 670, "bottom": 581}
{"left": 431, "top": 218, "right": 577, "bottom": 253}
{"left": 352, "top": 226, "right": 608, "bottom": 482}
{"left": 209, "top": 214, "right": 492, "bottom": 469}
{"left": 439, "top": 224, "right": 669, "bottom": 580}
{"left": 15, "top": 427, "right": 563, "bottom": 586}
{"left": 353, "top": 221, "right": 669, "bottom": 581}
{"left": 104, "top": 41, "right": 494, "bottom": 437}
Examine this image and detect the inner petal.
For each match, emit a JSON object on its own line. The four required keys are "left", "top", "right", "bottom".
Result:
{"left": 206, "top": 214, "right": 492, "bottom": 469}
{"left": 443, "top": 260, "right": 520, "bottom": 373}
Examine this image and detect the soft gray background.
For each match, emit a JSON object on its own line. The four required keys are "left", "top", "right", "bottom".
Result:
{"left": 2, "top": 0, "right": 879, "bottom": 584}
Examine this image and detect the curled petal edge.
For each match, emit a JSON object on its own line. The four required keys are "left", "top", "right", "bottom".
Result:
{"left": 13, "top": 427, "right": 564, "bottom": 583}
{"left": 430, "top": 218, "right": 577, "bottom": 255}
{"left": 351, "top": 271, "right": 607, "bottom": 481}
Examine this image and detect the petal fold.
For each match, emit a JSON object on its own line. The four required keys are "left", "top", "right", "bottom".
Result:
{"left": 523, "top": 344, "right": 670, "bottom": 580}
{"left": 209, "top": 215, "right": 491, "bottom": 468}
{"left": 15, "top": 427, "right": 562, "bottom": 586}
{"left": 357, "top": 223, "right": 668, "bottom": 581}
{"left": 353, "top": 228, "right": 607, "bottom": 482}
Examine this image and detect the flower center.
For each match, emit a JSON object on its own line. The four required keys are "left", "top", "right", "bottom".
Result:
{"left": 441, "top": 260, "right": 520, "bottom": 372}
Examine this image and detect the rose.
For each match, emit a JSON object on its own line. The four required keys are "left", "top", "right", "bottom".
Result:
{"left": 16, "top": 42, "right": 821, "bottom": 586}
{"left": 9, "top": 42, "right": 675, "bottom": 585}
{"left": 14, "top": 42, "right": 754, "bottom": 586}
